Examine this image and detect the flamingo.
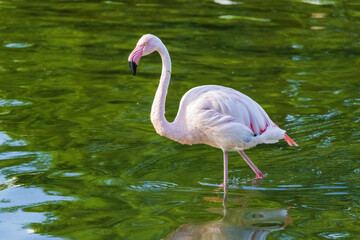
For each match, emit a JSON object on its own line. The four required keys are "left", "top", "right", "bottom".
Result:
{"left": 128, "top": 34, "right": 298, "bottom": 185}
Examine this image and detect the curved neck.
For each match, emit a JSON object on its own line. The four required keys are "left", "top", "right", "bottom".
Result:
{"left": 150, "top": 43, "right": 174, "bottom": 138}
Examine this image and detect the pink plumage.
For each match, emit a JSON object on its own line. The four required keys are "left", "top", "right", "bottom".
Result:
{"left": 128, "top": 34, "right": 298, "bottom": 186}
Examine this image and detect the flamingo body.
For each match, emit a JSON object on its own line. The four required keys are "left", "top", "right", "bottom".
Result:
{"left": 128, "top": 34, "right": 297, "bottom": 185}
{"left": 172, "top": 85, "right": 286, "bottom": 151}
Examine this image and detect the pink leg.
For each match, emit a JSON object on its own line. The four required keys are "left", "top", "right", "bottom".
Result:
{"left": 284, "top": 134, "right": 298, "bottom": 147}
{"left": 220, "top": 151, "right": 228, "bottom": 187}
{"left": 238, "top": 151, "right": 264, "bottom": 179}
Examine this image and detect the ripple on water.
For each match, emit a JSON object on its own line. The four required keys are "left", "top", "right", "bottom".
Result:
{"left": 292, "top": 55, "right": 311, "bottom": 61}
{"left": 0, "top": 211, "right": 64, "bottom": 240}
{"left": 0, "top": 99, "right": 31, "bottom": 107}
{"left": 219, "top": 15, "right": 271, "bottom": 22}
{"left": 127, "top": 181, "right": 178, "bottom": 191}
{"left": 5, "top": 43, "right": 34, "bottom": 48}
{"left": 323, "top": 192, "right": 348, "bottom": 195}
{"left": 0, "top": 152, "right": 52, "bottom": 189}
{"left": 49, "top": 171, "right": 84, "bottom": 179}
{"left": 200, "top": 181, "right": 351, "bottom": 195}
{"left": 319, "top": 232, "right": 350, "bottom": 239}
{"left": 131, "top": 218, "right": 166, "bottom": 227}
{"left": 0, "top": 132, "right": 27, "bottom": 147}
{"left": 0, "top": 186, "right": 75, "bottom": 240}
{"left": 0, "top": 151, "right": 40, "bottom": 161}
{"left": 1, "top": 187, "right": 76, "bottom": 208}
{"left": 214, "top": 0, "right": 242, "bottom": 5}
{"left": 300, "top": 0, "right": 336, "bottom": 5}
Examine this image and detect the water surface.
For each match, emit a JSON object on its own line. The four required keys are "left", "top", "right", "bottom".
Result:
{"left": 0, "top": 0, "right": 359, "bottom": 239}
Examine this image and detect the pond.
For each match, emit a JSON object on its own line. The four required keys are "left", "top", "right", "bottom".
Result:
{"left": 0, "top": 0, "right": 359, "bottom": 239}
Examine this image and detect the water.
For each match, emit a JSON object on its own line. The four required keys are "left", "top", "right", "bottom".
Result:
{"left": 0, "top": 0, "right": 359, "bottom": 239}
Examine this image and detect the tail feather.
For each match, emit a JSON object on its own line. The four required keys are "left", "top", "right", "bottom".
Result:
{"left": 284, "top": 134, "right": 298, "bottom": 146}
{"left": 260, "top": 127, "right": 285, "bottom": 144}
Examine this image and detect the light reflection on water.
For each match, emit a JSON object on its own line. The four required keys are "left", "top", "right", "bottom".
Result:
{"left": 0, "top": 132, "right": 27, "bottom": 147}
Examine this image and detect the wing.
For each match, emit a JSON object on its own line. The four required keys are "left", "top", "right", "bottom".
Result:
{"left": 174, "top": 85, "right": 280, "bottom": 150}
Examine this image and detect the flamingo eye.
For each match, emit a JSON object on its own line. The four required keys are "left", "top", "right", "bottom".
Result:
{"left": 143, "top": 42, "right": 147, "bottom": 46}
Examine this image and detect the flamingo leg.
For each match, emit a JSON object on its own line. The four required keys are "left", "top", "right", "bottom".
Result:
{"left": 238, "top": 151, "right": 264, "bottom": 179}
{"left": 220, "top": 151, "right": 228, "bottom": 187}
{"left": 224, "top": 151, "right": 228, "bottom": 184}
{"left": 285, "top": 134, "right": 298, "bottom": 147}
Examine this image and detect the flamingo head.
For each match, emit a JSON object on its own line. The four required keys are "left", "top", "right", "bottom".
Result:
{"left": 128, "top": 34, "right": 161, "bottom": 76}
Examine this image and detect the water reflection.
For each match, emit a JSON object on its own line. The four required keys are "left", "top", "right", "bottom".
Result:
{"left": 5, "top": 43, "right": 34, "bottom": 48}
{"left": 0, "top": 132, "right": 27, "bottom": 147}
{"left": 214, "top": 0, "right": 241, "bottom": 5}
{"left": 164, "top": 187, "right": 291, "bottom": 240}
{"left": 0, "top": 0, "right": 359, "bottom": 238}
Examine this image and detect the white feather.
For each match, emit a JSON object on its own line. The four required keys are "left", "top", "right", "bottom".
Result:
{"left": 171, "top": 85, "right": 285, "bottom": 151}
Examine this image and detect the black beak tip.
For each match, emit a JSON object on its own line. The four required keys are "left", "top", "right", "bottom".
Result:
{"left": 129, "top": 61, "right": 137, "bottom": 76}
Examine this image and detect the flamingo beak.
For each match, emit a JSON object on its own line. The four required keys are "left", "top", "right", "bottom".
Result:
{"left": 129, "top": 61, "right": 137, "bottom": 76}
{"left": 128, "top": 44, "right": 144, "bottom": 76}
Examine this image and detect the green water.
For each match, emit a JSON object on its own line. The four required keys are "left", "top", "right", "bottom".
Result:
{"left": 1, "top": 0, "right": 359, "bottom": 239}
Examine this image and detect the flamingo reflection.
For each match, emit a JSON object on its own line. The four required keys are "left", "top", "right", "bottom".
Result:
{"left": 163, "top": 187, "right": 291, "bottom": 240}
